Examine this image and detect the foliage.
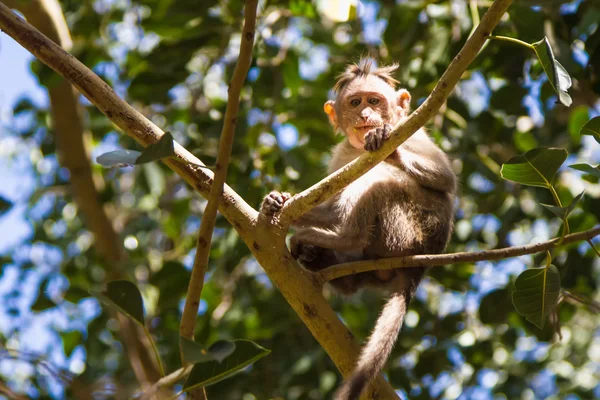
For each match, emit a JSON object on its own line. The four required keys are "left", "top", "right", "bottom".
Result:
{"left": 1, "top": 0, "right": 600, "bottom": 399}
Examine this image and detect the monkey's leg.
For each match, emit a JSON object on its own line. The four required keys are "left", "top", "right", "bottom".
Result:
{"left": 293, "top": 204, "right": 339, "bottom": 229}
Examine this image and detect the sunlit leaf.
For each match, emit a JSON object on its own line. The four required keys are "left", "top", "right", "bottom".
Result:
{"left": 569, "top": 163, "right": 600, "bottom": 178}
{"left": 500, "top": 147, "right": 568, "bottom": 188}
{"left": 316, "top": 0, "right": 358, "bottom": 22}
{"left": 512, "top": 265, "right": 561, "bottom": 329}
{"left": 96, "top": 133, "right": 175, "bottom": 168}
{"left": 183, "top": 340, "right": 270, "bottom": 391}
{"left": 580, "top": 116, "right": 600, "bottom": 143}
{"left": 96, "top": 150, "right": 142, "bottom": 167}
{"left": 541, "top": 191, "right": 584, "bottom": 220}
{"left": 90, "top": 280, "right": 145, "bottom": 326}
{"left": 532, "top": 37, "right": 572, "bottom": 106}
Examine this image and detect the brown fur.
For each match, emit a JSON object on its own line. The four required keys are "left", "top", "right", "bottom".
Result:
{"left": 262, "top": 58, "right": 456, "bottom": 399}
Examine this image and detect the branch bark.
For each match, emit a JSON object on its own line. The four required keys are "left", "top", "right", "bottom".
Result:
{"left": 180, "top": 0, "right": 258, "bottom": 345}
{"left": 282, "top": 0, "right": 514, "bottom": 221}
{"left": 318, "top": 226, "right": 600, "bottom": 282}
{"left": 178, "top": 2, "right": 258, "bottom": 399}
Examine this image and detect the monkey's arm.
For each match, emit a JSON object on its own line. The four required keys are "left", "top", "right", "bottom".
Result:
{"left": 291, "top": 198, "right": 374, "bottom": 254}
{"left": 292, "top": 204, "right": 339, "bottom": 229}
{"left": 398, "top": 131, "right": 456, "bottom": 194}
{"left": 291, "top": 227, "right": 368, "bottom": 253}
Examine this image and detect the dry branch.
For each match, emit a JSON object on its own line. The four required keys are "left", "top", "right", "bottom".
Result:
{"left": 179, "top": 5, "right": 258, "bottom": 400}
{"left": 319, "top": 226, "right": 600, "bottom": 282}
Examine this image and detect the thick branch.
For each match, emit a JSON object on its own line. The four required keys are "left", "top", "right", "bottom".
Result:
{"left": 0, "top": 1, "right": 257, "bottom": 234}
{"left": 319, "top": 226, "right": 600, "bottom": 282}
{"left": 282, "top": 0, "right": 514, "bottom": 221}
{"left": 179, "top": 0, "right": 258, "bottom": 361}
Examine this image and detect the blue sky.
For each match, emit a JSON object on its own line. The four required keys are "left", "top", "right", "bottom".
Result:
{"left": 0, "top": 33, "right": 46, "bottom": 253}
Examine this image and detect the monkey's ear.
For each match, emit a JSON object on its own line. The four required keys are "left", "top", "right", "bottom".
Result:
{"left": 396, "top": 89, "right": 411, "bottom": 111}
{"left": 323, "top": 100, "right": 337, "bottom": 126}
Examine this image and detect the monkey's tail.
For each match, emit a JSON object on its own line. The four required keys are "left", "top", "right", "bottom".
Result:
{"left": 334, "top": 291, "right": 409, "bottom": 400}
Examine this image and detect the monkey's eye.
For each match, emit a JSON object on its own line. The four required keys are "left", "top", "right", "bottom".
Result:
{"left": 350, "top": 99, "right": 361, "bottom": 107}
{"left": 368, "top": 97, "right": 380, "bottom": 105}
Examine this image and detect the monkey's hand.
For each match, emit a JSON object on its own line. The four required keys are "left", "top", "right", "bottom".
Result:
{"left": 260, "top": 191, "right": 291, "bottom": 217}
{"left": 364, "top": 123, "right": 392, "bottom": 152}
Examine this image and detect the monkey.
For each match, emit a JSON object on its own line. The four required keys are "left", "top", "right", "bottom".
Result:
{"left": 261, "top": 58, "right": 456, "bottom": 400}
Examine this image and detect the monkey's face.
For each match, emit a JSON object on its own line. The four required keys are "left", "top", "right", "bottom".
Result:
{"left": 324, "top": 75, "right": 411, "bottom": 150}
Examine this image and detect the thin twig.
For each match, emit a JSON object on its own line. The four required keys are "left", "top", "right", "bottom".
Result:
{"left": 282, "top": 0, "right": 514, "bottom": 221}
{"left": 178, "top": 0, "right": 259, "bottom": 376}
{"left": 136, "top": 365, "right": 194, "bottom": 400}
{"left": 586, "top": 239, "right": 600, "bottom": 258}
{"left": 318, "top": 226, "right": 600, "bottom": 282}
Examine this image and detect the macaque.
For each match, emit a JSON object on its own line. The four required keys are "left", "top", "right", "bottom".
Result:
{"left": 261, "top": 58, "right": 456, "bottom": 400}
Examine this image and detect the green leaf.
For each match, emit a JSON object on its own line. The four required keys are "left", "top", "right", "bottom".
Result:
{"left": 512, "top": 265, "right": 561, "bottom": 329}
{"left": 96, "top": 133, "right": 176, "bottom": 168}
{"left": 90, "top": 280, "right": 145, "bottom": 326}
{"left": 183, "top": 340, "right": 270, "bottom": 391}
{"left": 180, "top": 337, "right": 237, "bottom": 364}
{"left": 31, "top": 292, "right": 58, "bottom": 311}
{"left": 0, "top": 196, "right": 12, "bottom": 217}
{"left": 570, "top": 163, "right": 600, "bottom": 178}
{"left": 500, "top": 147, "right": 568, "bottom": 188}
{"left": 532, "top": 37, "right": 572, "bottom": 106}
{"left": 541, "top": 191, "right": 584, "bottom": 220}
{"left": 96, "top": 150, "right": 142, "bottom": 167}
{"left": 63, "top": 286, "right": 92, "bottom": 303}
{"left": 580, "top": 116, "right": 600, "bottom": 143}
{"left": 136, "top": 132, "right": 176, "bottom": 164}
{"left": 180, "top": 337, "right": 214, "bottom": 364}
{"left": 62, "top": 330, "right": 83, "bottom": 357}
{"left": 207, "top": 340, "right": 236, "bottom": 363}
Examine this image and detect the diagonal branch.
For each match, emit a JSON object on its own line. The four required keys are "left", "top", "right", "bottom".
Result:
{"left": 179, "top": 0, "right": 258, "bottom": 358}
{"left": 0, "top": 0, "right": 257, "bottom": 234}
{"left": 318, "top": 226, "right": 600, "bottom": 282}
{"left": 282, "top": 0, "right": 514, "bottom": 221}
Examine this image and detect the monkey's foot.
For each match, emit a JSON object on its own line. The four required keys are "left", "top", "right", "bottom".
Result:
{"left": 290, "top": 241, "right": 319, "bottom": 264}
{"left": 260, "top": 191, "right": 291, "bottom": 217}
{"left": 364, "top": 123, "right": 392, "bottom": 151}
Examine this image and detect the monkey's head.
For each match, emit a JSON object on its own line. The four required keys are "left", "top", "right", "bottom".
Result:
{"left": 324, "top": 58, "right": 411, "bottom": 150}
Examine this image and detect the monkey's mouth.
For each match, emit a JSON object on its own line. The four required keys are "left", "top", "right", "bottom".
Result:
{"left": 353, "top": 125, "right": 377, "bottom": 133}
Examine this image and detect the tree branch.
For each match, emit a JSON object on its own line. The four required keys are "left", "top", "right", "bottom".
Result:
{"left": 282, "top": 0, "right": 514, "bottom": 221}
{"left": 0, "top": 1, "right": 257, "bottom": 235}
{"left": 137, "top": 366, "right": 194, "bottom": 400}
{"left": 318, "top": 226, "right": 600, "bottom": 282}
{"left": 179, "top": 3, "right": 258, "bottom": 400}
